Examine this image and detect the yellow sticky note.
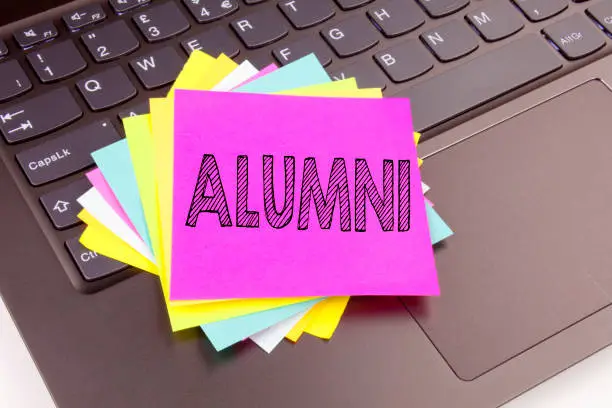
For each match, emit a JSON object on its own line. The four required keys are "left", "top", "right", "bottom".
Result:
{"left": 78, "top": 210, "right": 158, "bottom": 274}
{"left": 303, "top": 296, "right": 350, "bottom": 339}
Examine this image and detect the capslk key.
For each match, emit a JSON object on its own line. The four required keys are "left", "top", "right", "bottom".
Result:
{"left": 0, "top": 87, "right": 82, "bottom": 144}
{"left": 16, "top": 120, "right": 121, "bottom": 186}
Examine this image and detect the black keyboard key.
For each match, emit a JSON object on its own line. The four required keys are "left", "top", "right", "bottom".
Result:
{"left": 587, "top": 2, "right": 612, "bottom": 35}
{"left": 396, "top": 35, "right": 562, "bottom": 132}
{"left": 65, "top": 237, "right": 127, "bottom": 281}
{"left": 467, "top": 1, "right": 524, "bottom": 42}
{"left": 0, "top": 60, "right": 32, "bottom": 102}
{"left": 543, "top": 14, "right": 606, "bottom": 60}
{"left": 26, "top": 41, "right": 87, "bottom": 83}
{"left": 77, "top": 66, "right": 137, "bottom": 111}
{"left": 367, "top": 0, "right": 426, "bottom": 38}
{"left": 322, "top": 15, "right": 380, "bottom": 57}
{"left": 231, "top": 8, "right": 289, "bottom": 48}
{"left": 181, "top": 26, "right": 240, "bottom": 57}
{"left": 0, "top": 88, "right": 82, "bottom": 144}
{"left": 109, "top": 0, "right": 150, "bottom": 13}
{"left": 182, "top": 0, "right": 239, "bottom": 23}
{"left": 329, "top": 60, "right": 387, "bottom": 89}
{"left": 63, "top": 4, "right": 107, "bottom": 31}
{"left": 421, "top": 20, "right": 479, "bottom": 62}
{"left": 512, "top": 0, "right": 568, "bottom": 22}
{"left": 416, "top": 0, "right": 470, "bottom": 18}
{"left": 133, "top": 2, "right": 191, "bottom": 42}
{"left": 273, "top": 36, "right": 333, "bottom": 66}
{"left": 130, "top": 47, "right": 185, "bottom": 89}
{"left": 278, "top": 0, "right": 335, "bottom": 29}
{"left": 40, "top": 178, "right": 91, "bottom": 229}
{"left": 14, "top": 22, "right": 58, "bottom": 49}
{"left": 118, "top": 101, "right": 150, "bottom": 120}
{"left": 16, "top": 120, "right": 121, "bottom": 186}
{"left": 374, "top": 39, "right": 434, "bottom": 82}
{"left": 334, "top": 0, "right": 373, "bottom": 10}
{"left": 82, "top": 20, "right": 140, "bottom": 62}
{"left": 0, "top": 40, "right": 8, "bottom": 57}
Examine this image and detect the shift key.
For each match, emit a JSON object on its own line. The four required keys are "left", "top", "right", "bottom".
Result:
{"left": 16, "top": 120, "right": 121, "bottom": 186}
{"left": 0, "top": 87, "right": 82, "bottom": 144}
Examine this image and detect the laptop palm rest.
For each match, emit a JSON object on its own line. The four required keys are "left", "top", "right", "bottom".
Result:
{"left": 406, "top": 80, "right": 612, "bottom": 382}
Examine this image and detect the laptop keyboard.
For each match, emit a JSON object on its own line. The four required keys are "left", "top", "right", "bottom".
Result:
{"left": 0, "top": 0, "right": 610, "bottom": 291}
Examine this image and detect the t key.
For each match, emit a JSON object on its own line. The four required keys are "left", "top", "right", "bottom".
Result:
{"left": 0, "top": 60, "right": 32, "bottom": 102}
{"left": 27, "top": 40, "right": 87, "bottom": 83}
{"left": 77, "top": 66, "right": 137, "bottom": 111}
{"left": 0, "top": 87, "right": 82, "bottom": 144}
{"left": 82, "top": 20, "right": 140, "bottom": 62}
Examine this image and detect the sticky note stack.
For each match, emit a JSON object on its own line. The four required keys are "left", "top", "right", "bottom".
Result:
{"left": 76, "top": 51, "right": 453, "bottom": 353}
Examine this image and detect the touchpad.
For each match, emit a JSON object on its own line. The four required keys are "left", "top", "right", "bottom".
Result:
{"left": 409, "top": 80, "right": 612, "bottom": 381}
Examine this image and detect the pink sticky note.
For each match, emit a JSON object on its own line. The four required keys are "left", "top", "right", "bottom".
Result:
{"left": 86, "top": 168, "right": 137, "bottom": 233}
{"left": 231, "top": 64, "right": 277, "bottom": 89}
{"left": 171, "top": 91, "right": 438, "bottom": 300}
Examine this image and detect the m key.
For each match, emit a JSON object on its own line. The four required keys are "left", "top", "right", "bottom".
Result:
{"left": 0, "top": 87, "right": 82, "bottom": 144}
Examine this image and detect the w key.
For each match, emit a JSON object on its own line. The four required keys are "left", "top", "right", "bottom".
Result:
{"left": 130, "top": 47, "right": 185, "bottom": 89}
{"left": 27, "top": 40, "right": 87, "bottom": 83}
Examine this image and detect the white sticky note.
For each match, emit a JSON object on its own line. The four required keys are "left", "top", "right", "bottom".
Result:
{"left": 211, "top": 61, "right": 258, "bottom": 92}
{"left": 77, "top": 188, "right": 156, "bottom": 263}
{"left": 251, "top": 309, "right": 310, "bottom": 353}
{"left": 422, "top": 182, "right": 430, "bottom": 194}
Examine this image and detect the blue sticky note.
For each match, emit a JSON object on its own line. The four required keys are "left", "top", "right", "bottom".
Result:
{"left": 91, "top": 139, "right": 152, "bottom": 250}
{"left": 201, "top": 299, "right": 322, "bottom": 351}
{"left": 426, "top": 203, "right": 453, "bottom": 245}
{"left": 236, "top": 54, "right": 330, "bottom": 94}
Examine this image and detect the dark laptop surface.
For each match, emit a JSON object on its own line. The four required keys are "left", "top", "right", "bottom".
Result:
{"left": 3, "top": 1, "right": 612, "bottom": 407}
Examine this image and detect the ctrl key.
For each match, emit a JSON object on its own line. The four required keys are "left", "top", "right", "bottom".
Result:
{"left": 66, "top": 238, "right": 127, "bottom": 281}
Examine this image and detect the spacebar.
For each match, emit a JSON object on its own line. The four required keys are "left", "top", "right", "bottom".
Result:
{"left": 396, "top": 34, "right": 563, "bottom": 132}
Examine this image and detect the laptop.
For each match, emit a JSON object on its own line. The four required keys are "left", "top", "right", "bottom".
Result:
{"left": 2, "top": 0, "right": 612, "bottom": 406}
